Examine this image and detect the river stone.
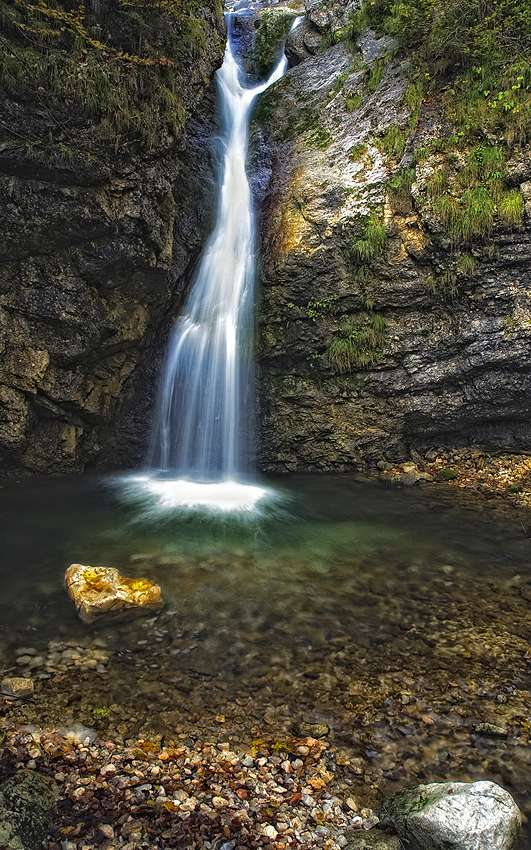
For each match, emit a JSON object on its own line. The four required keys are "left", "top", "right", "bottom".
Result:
{"left": 377, "top": 780, "right": 521, "bottom": 850}
{"left": 344, "top": 831, "right": 401, "bottom": 849}
{"left": 0, "top": 770, "right": 57, "bottom": 850}
{"left": 380, "top": 470, "right": 420, "bottom": 486}
{"left": 298, "top": 721, "right": 330, "bottom": 738}
{"left": 1, "top": 677, "right": 34, "bottom": 698}
{"left": 65, "top": 563, "right": 163, "bottom": 624}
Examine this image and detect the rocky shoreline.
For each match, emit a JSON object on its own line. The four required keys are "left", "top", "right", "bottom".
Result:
{"left": 371, "top": 447, "right": 531, "bottom": 511}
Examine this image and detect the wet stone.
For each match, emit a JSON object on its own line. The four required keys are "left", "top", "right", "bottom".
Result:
{"left": 1, "top": 677, "right": 34, "bottom": 698}
{"left": 64, "top": 564, "right": 164, "bottom": 624}
{"left": 473, "top": 722, "right": 507, "bottom": 738}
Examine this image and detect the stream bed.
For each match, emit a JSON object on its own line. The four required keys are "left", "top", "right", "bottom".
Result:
{"left": 1, "top": 472, "right": 531, "bottom": 845}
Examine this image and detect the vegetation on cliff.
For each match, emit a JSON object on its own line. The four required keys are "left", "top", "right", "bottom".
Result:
{"left": 349, "top": 0, "right": 531, "bottom": 145}
{"left": 0, "top": 0, "right": 224, "bottom": 154}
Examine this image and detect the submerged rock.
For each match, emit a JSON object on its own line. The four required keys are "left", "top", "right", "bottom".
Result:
{"left": 1, "top": 677, "right": 34, "bottom": 699}
{"left": 0, "top": 770, "right": 57, "bottom": 850}
{"left": 377, "top": 780, "right": 521, "bottom": 850}
{"left": 343, "top": 831, "right": 401, "bottom": 849}
{"left": 64, "top": 564, "right": 163, "bottom": 624}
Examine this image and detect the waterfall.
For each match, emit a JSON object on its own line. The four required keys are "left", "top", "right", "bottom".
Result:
{"left": 128, "top": 18, "right": 287, "bottom": 513}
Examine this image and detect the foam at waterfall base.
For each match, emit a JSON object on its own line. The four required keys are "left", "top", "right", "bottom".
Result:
{"left": 120, "top": 474, "right": 276, "bottom": 515}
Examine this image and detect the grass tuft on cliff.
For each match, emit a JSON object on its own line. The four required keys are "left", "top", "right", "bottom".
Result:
{"left": 327, "top": 312, "right": 388, "bottom": 370}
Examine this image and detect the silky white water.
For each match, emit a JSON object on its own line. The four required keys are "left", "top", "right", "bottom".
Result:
{"left": 130, "top": 22, "right": 286, "bottom": 513}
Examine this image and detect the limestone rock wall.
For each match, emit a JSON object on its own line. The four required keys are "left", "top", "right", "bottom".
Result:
{"left": 0, "top": 1, "right": 225, "bottom": 475}
{"left": 253, "top": 28, "right": 531, "bottom": 471}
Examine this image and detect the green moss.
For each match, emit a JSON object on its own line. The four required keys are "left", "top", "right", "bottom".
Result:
{"left": 253, "top": 9, "right": 296, "bottom": 77}
{"left": 331, "top": 71, "right": 350, "bottom": 96}
{"left": 349, "top": 53, "right": 366, "bottom": 72}
{"left": 278, "top": 106, "right": 332, "bottom": 148}
{"left": 349, "top": 142, "right": 368, "bottom": 160}
{"left": 436, "top": 467, "right": 458, "bottom": 481}
{"left": 403, "top": 81, "right": 422, "bottom": 113}
{"left": 366, "top": 55, "right": 389, "bottom": 93}
{"left": 307, "top": 126, "right": 333, "bottom": 149}
{"left": 345, "top": 93, "right": 363, "bottom": 112}
{"left": 252, "top": 75, "right": 293, "bottom": 125}
{"left": 376, "top": 125, "right": 407, "bottom": 161}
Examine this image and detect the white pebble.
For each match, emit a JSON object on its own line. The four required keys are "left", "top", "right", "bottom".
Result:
{"left": 100, "top": 825, "right": 114, "bottom": 839}
{"left": 262, "top": 824, "right": 278, "bottom": 840}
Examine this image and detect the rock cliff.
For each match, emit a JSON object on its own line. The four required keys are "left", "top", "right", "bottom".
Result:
{"left": 254, "top": 15, "right": 531, "bottom": 471}
{"left": 0, "top": 0, "right": 225, "bottom": 474}
{"left": 2, "top": 0, "right": 531, "bottom": 476}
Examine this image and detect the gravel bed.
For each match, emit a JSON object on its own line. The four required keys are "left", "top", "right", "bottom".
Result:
{"left": 0, "top": 723, "right": 380, "bottom": 849}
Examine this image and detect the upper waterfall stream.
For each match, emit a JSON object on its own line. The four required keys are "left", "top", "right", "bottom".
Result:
{"left": 128, "top": 21, "right": 286, "bottom": 514}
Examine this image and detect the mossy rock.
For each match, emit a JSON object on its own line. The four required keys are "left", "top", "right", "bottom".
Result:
{"left": 0, "top": 770, "right": 57, "bottom": 850}
{"left": 378, "top": 780, "right": 521, "bottom": 850}
{"left": 435, "top": 467, "right": 457, "bottom": 481}
{"left": 252, "top": 9, "right": 297, "bottom": 77}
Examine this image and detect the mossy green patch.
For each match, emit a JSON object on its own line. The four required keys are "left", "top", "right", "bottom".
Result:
{"left": 376, "top": 125, "right": 407, "bottom": 161}
{"left": 345, "top": 93, "right": 363, "bottom": 112}
{"left": 435, "top": 467, "right": 458, "bottom": 481}
{"left": 252, "top": 9, "right": 296, "bottom": 77}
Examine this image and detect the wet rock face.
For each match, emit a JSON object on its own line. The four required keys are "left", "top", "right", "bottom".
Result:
{"left": 377, "top": 780, "right": 521, "bottom": 850}
{"left": 253, "top": 28, "right": 531, "bottom": 471}
{"left": 0, "top": 3, "right": 225, "bottom": 476}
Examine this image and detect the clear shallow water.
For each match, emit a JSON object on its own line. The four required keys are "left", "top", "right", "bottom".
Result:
{"left": 2, "top": 473, "right": 531, "bottom": 844}
{"left": 1, "top": 472, "right": 529, "bottom": 638}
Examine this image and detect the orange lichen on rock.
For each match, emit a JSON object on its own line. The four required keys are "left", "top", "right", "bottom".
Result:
{"left": 64, "top": 564, "right": 163, "bottom": 624}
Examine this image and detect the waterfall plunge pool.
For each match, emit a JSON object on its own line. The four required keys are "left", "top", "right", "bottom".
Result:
{"left": 120, "top": 474, "right": 279, "bottom": 514}
{"left": 1, "top": 472, "right": 531, "bottom": 844}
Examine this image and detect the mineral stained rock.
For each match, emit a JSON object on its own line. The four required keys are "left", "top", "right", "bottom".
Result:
{"left": 65, "top": 563, "right": 163, "bottom": 624}
{"left": 1, "top": 677, "right": 34, "bottom": 699}
{"left": 377, "top": 780, "right": 521, "bottom": 850}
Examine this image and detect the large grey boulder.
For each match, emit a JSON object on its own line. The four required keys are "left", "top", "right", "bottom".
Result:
{"left": 0, "top": 770, "right": 57, "bottom": 850}
{"left": 377, "top": 781, "right": 521, "bottom": 850}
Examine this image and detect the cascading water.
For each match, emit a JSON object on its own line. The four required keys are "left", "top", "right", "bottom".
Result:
{"left": 126, "top": 17, "right": 287, "bottom": 513}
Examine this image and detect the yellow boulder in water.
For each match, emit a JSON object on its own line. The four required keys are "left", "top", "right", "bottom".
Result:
{"left": 65, "top": 564, "right": 163, "bottom": 624}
